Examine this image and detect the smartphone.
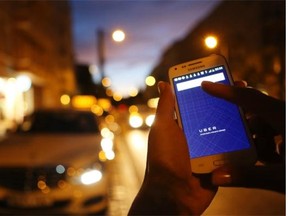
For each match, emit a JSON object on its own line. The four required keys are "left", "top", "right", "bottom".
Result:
{"left": 169, "top": 54, "right": 256, "bottom": 173}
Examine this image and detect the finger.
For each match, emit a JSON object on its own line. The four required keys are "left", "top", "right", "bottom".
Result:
{"left": 201, "top": 81, "right": 269, "bottom": 108}
{"left": 234, "top": 80, "right": 247, "bottom": 88}
{"left": 201, "top": 81, "right": 285, "bottom": 133}
{"left": 155, "top": 81, "right": 175, "bottom": 122}
{"left": 212, "top": 165, "right": 285, "bottom": 193}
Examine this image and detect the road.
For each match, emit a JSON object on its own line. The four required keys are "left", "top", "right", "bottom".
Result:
{"left": 108, "top": 128, "right": 285, "bottom": 215}
{"left": 107, "top": 129, "right": 148, "bottom": 216}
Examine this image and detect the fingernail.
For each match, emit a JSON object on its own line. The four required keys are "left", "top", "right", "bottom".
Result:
{"left": 242, "top": 80, "right": 248, "bottom": 87}
{"left": 201, "top": 81, "right": 213, "bottom": 87}
{"left": 212, "top": 169, "right": 232, "bottom": 186}
{"left": 157, "top": 81, "right": 166, "bottom": 94}
{"left": 202, "top": 81, "right": 213, "bottom": 84}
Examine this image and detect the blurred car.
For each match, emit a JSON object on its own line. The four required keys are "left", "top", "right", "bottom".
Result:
{"left": 0, "top": 109, "right": 111, "bottom": 215}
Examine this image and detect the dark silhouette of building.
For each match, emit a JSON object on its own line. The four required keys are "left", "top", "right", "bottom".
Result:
{"left": 75, "top": 64, "right": 98, "bottom": 95}
{"left": 146, "top": 1, "right": 285, "bottom": 100}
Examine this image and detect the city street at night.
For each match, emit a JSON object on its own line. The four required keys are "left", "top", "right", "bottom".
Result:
{"left": 0, "top": 1, "right": 285, "bottom": 215}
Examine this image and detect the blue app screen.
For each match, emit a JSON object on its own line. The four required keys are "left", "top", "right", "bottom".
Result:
{"left": 173, "top": 66, "right": 251, "bottom": 158}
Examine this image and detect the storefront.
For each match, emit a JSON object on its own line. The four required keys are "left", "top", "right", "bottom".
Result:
{"left": 0, "top": 74, "right": 33, "bottom": 135}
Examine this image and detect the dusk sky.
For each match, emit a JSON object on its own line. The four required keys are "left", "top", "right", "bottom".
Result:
{"left": 70, "top": 0, "right": 222, "bottom": 97}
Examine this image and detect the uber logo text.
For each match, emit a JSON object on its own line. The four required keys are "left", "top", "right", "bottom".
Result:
{"left": 199, "top": 126, "right": 217, "bottom": 133}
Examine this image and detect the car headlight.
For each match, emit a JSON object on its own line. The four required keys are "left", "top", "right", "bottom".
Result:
{"left": 80, "top": 169, "right": 102, "bottom": 185}
{"left": 129, "top": 113, "right": 143, "bottom": 128}
{"left": 67, "top": 163, "right": 104, "bottom": 186}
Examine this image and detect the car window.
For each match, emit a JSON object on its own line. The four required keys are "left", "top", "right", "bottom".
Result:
{"left": 21, "top": 111, "right": 99, "bottom": 134}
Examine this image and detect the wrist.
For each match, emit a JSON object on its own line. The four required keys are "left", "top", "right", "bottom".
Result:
{"left": 128, "top": 180, "right": 177, "bottom": 215}
{"left": 128, "top": 173, "right": 196, "bottom": 215}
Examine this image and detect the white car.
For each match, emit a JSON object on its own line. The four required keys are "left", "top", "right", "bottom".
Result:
{"left": 0, "top": 109, "right": 111, "bottom": 215}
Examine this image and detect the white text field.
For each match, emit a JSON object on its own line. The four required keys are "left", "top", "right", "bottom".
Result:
{"left": 176, "top": 72, "right": 225, "bottom": 91}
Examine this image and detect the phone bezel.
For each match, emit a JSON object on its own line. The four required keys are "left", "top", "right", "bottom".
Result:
{"left": 168, "top": 54, "right": 256, "bottom": 173}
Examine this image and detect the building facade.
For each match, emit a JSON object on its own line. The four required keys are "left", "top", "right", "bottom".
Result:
{"left": 0, "top": 1, "right": 75, "bottom": 131}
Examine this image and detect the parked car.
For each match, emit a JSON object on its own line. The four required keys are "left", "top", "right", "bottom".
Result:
{"left": 0, "top": 109, "right": 111, "bottom": 215}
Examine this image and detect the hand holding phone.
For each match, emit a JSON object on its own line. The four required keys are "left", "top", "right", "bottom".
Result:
{"left": 169, "top": 54, "right": 256, "bottom": 173}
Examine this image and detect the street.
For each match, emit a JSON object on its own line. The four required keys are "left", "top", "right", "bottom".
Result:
{"left": 107, "top": 129, "right": 148, "bottom": 216}
{"left": 108, "top": 128, "right": 285, "bottom": 216}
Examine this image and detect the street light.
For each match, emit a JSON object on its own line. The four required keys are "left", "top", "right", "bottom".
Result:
{"left": 112, "top": 29, "right": 125, "bottom": 42}
{"left": 204, "top": 35, "right": 229, "bottom": 60}
{"left": 97, "top": 29, "right": 126, "bottom": 79}
{"left": 96, "top": 28, "right": 125, "bottom": 92}
{"left": 204, "top": 36, "right": 218, "bottom": 49}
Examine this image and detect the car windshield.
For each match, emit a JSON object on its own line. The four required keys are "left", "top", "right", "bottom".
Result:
{"left": 21, "top": 110, "right": 100, "bottom": 134}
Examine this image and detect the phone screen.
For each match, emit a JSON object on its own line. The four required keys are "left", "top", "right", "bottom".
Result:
{"left": 173, "top": 65, "right": 251, "bottom": 159}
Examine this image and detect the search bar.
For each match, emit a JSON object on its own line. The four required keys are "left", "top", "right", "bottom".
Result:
{"left": 176, "top": 72, "right": 225, "bottom": 91}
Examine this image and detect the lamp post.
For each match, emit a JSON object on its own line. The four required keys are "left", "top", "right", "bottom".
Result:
{"left": 96, "top": 28, "right": 126, "bottom": 83}
{"left": 97, "top": 29, "right": 106, "bottom": 82}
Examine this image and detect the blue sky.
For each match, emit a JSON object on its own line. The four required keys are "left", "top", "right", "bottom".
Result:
{"left": 71, "top": 0, "right": 221, "bottom": 97}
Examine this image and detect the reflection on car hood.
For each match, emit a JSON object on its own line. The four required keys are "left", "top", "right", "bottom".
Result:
{"left": 0, "top": 133, "right": 102, "bottom": 167}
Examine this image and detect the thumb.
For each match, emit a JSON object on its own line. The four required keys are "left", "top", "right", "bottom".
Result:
{"left": 155, "top": 81, "right": 175, "bottom": 122}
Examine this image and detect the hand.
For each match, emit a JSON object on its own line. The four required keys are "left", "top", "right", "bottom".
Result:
{"left": 129, "top": 82, "right": 217, "bottom": 215}
{"left": 201, "top": 81, "right": 285, "bottom": 135}
{"left": 201, "top": 81, "right": 285, "bottom": 193}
